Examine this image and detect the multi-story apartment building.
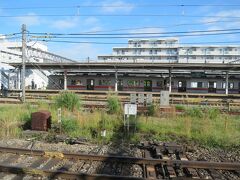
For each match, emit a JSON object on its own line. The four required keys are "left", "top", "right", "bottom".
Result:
{"left": 98, "top": 39, "right": 240, "bottom": 63}
{"left": 178, "top": 45, "right": 240, "bottom": 63}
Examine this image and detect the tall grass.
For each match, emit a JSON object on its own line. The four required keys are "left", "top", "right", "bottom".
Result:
{"left": 106, "top": 92, "right": 122, "bottom": 114}
{"left": 137, "top": 107, "right": 240, "bottom": 148}
{"left": 54, "top": 91, "right": 81, "bottom": 112}
{"left": 61, "top": 111, "right": 122, "bottom": 142}
{"left": 0, "top": 103, "right": 239, "bottom": 148}
{"left": 0, "top": 105, "right": 31, "bottom": 138}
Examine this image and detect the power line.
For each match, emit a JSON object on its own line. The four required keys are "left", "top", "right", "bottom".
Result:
{"left": 29, "top": 31, "right": 240, "bottom": 39}
{"left": 1, "top": 4, "right": 240, "bottom": 10}
{"left": 1, "top": 14, "right": 240, "bottom": 19}
{"left": 75, "top": 20, "right": 240, "bottom": 33}
{"left": 0, "top": 33, "right": 21, "bottom": 37}
{"left": 29, "top": 28, "right": 240, "bottom": 36}
{"left": 34, "top": 39, "right": 240, "bottom": 45}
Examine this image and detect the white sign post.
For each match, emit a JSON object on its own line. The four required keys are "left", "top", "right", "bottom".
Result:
{"left": 124, "top": 104, "right": 137, "bottom": 115}
{"left": 57, "top": 108, "right": 62, "bottom": 123}
{"left": 124, "top": 104, "right": 137, "bottom": 133}
{"left": 57, "top": 108, "right": 62, "bottom": 134}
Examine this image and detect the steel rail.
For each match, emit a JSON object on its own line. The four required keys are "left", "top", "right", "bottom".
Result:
{"left": 0, "top": 164, "right": 142, "bottom": 180}
{"left": 0, "top": 146, "right": 239, "bottom": 171}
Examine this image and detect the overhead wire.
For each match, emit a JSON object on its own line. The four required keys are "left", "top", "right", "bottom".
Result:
{"left": 1, "top": 4, "right": 240, "bottom": 10}
{"left": 72, "top": 20, "right": 240, "bottom": 33}
{"left": 33, "top": 39, "right": 240, "bottom": 45}
{"left": 28, "top": 28, "right": 240, "bottom": 36}
{"left": 0, "top": 14, "right": 240, "bottom": 19}
{"left": 29, "top": 31, "right": 240, "bottom": 39}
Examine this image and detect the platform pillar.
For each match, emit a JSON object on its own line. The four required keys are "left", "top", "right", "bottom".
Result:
{"left": 225, "top": 71, "right": 229, "bottom": 95}
{"left": 115, "top": 70, "right": 118, "bottom": 92}
{"left": 64, "top": 70, "right": 67, "bottom": 90}
{"left": 17, "top": 69, "right": 21, "bottom": 90}
{"left": 169, "top": 68, "right": 172, "bottom": 93}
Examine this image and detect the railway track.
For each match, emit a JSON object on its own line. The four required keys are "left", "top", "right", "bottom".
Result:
{"left": 0, "top": 143, "right": 239, "bottom": 179}
{"left": 4, "top": 90, "right": 240, "bottom": 110}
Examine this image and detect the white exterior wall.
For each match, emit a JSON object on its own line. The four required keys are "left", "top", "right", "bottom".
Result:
{"left": 98, "top": 39, "right": 240, "bottom": 64}
{"left": 98, "top": 39, "right": 179, "bottom": 62}
{"left": 0, "top": 39, "right": 49, "bottom": 89}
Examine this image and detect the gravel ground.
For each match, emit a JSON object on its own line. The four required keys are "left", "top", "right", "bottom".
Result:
{"left": 0, "top": 138, "right": 239, "bottom": 162}
{"left": 185, "top": 144, "right": 240, "bottom": 162}
{"left": 0, "top": 138, "right": 239, "bottom": 179}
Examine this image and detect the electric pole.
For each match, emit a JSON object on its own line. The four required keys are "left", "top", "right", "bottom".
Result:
{"left": 21, "top": 24, "right": 26, "bottom": 102}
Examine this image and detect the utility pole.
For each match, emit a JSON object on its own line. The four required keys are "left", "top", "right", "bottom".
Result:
{"left": 21, "top": 24, "right": 27, "bottom": 102}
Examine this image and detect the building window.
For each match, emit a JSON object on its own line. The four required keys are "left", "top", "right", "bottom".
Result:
{"left": 149, "top": 50, "right": 153, "bottom": 54}
{"left": 59, "top": 79, "right": 64, "bottom": 85}
{"left": 222, "top": 82, "right": 226, "bottom": 89}
{"left": 156, "top": 81, "right": 163, "bottom": 87}
{"left": 99, "top": 80, "right": 111, "bottom": 85}
{"left": 191, "top": 82, "right": 203, "bottom": 88}
{"left": 222, "top": 82, "right": 234, "bottom": 89}
{"left": 71, "top": 80, "right": 76, "bottom": 85}
{"left": 76, "top": 80, "right": 82, "bottom": 85}
{"left": 154, "top": 50, "right": 157, "bottom": 54}
{"left": 127, "top": 80, "right": 140, "bottom": 86}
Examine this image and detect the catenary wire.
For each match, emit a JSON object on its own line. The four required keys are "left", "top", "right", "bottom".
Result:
{"left": 2, "top": 4, "right": 240, "bottom": 10}
{"left": 28, "top": 28, "right": 240, "bottom": 36}
{"left": 32, "top": 39, "right": 240, "bottom": 45}
{"left": 29, "top": 31, "right": 240, "bottom": 39}
{"left": 1, "top": 14, "right": 240, "bottom": 19}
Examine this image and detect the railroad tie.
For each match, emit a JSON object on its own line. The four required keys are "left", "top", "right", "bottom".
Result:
{"left": 29, "top": 157, "right": 49, "bottom": 169}
{"left": 40, "top": 158, "right": 62, "bottom": 171}
{"left": 208, "top": 168, "right": 224, "bottom": 179}
{"left": 181, "top": 156, "right": 199, "bottom": 178}
{"left": 0, "top": 155, "right": 19, "bottom": 166}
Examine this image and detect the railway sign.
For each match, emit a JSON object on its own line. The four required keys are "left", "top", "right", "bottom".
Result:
{"left": 124, "top": 104, "right": 137, "bottom": 115}
{"left": 138, "top": 93, "right": 145, "bottom": 104}
{"left": 146, "top": 94, "right": 153, "bottom": 105}
{"left": 160, "top": 91, "right": 169, "bottom": 106}
{"left": 130, "top": 93, "right": 137, "bottom": 103}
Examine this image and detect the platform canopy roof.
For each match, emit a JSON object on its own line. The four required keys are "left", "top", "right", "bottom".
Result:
{"left": 8, "top": 62, "right": 240, "bottom": 71}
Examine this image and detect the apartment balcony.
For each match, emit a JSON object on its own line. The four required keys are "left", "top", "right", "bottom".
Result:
{"left": 99, "top": 53, "right": 178, "bottom": 58}
{"left": 113, "top": 44, "right": 179, "bottom": 49}
{"left": 178, "top": 50, "right": 240, "bottom": 56}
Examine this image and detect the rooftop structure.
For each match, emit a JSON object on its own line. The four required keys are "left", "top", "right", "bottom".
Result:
{"left": 98, "top": 39, "right": 240, "bottom": 63}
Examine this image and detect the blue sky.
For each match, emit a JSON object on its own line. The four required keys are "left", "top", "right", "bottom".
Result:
{"left": 1, "top": 0, "right": 240, "bottom": 61}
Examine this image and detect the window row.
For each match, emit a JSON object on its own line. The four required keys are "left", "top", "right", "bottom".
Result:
{"left": 190, "top": 82, "right": 235, "bottom": 89}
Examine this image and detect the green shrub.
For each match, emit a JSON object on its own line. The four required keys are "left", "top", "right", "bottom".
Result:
{"left": 207, "top": 108, "right": 220, "bottom": 120}
{"left": 61, "top": 118, "right": 79, "bottom": 133}
{"left": 107, "top": 93, "right": 121, "bottom": 114}
{"left": 185, "top": 107, "right": 203, "bottom": 118}
{"left": 54, "top": 91, "right": 81, "bottom": 111}
{"left": 175, "top": 104, "right": 185, "bottom": 111}
{"left": 147, "top": 104, "right": 156, "bottom": 116}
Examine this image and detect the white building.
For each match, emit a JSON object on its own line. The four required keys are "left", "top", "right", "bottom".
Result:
{"left": 98, "top": 39, "right": 240, "bottom": 63}
{"left": 0, "top": 38, "right": 50, "bottom": 90}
